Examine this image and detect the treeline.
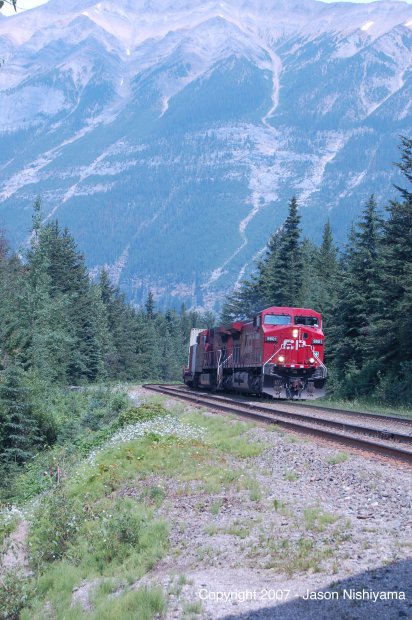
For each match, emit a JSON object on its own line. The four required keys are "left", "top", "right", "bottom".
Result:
{"left": 222, "top": 136, "right": 412, "bottom": 406}
{"left": 0, "top": 199, "right": 212, "bottom": 480}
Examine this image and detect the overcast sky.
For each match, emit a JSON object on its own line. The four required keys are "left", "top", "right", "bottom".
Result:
{"left": 2, "top": 0, "right": 412, "bottom": 16}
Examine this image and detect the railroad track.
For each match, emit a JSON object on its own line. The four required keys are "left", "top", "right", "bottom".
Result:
{"left": 143, "top": 384, "right": 412, "bottom": 465}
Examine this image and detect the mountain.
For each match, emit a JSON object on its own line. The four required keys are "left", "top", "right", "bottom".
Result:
{"left": 0, "top": 0, "right": 411, "bottom": 310}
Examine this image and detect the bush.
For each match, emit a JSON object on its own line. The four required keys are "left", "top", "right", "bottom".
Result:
{"left": 374, "top": 362, "right": 412, "bottom": 406}
{"left": 116, "top": 403, "right": 167, "bottom": 427}
{"left": 29, "top": 487, "right": 84, "bottom": 567}
{"left": 0, "top": 570, "right": 33, "bottom": 620}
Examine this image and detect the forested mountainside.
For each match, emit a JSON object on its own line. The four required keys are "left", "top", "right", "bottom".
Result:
{"left": 1, "top": 0, "right": 412, "bottom": 309}
{"left": 223, "top": 136, "right": 412, "bottom": 404}
{"left": 0, "top": 137, "right": 411, "bottom": 620}
{"left": 0, "top": 137, "right": 411, "bottom": 501}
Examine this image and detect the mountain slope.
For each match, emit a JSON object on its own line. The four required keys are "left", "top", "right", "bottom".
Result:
{"left": 0, "top": 0, "right": 411, "bottom": 309}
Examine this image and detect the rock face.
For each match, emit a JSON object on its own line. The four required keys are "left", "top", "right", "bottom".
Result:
{"left": 1, "top": 0, "right": 411, "bottom": 309}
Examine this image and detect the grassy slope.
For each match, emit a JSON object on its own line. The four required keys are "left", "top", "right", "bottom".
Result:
{"left": 1, "top": 395, "right": 265, "bottom": 620}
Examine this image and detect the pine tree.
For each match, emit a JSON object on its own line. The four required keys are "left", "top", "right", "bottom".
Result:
{"left": 25, "top": 215, "right": 75, "bottom": 382}
{"left": 98, "top": 270, "right": 140, "bottom": 379}
{"left": 270, "top": 196, "right": 303, "bottom": 306}
{"left": 220, "top": 275, "right": 262, "bottom": 322}
{"left": 0, "top": 364, "right": 41, "bottom": 466}
{"left": 329, "top": 196, "right": 384, "bottom": 396}
{"left": 0, "top": 240, "right": 27, "bottom": 368}
{"left": 299, "top": 238, "right": 324, "bottom": 310}
{"left": 26, "top": 213, "right": 110, "bottom": 383}
{"left": 394, "top": 135, "right": 412, "bottom": 202}
{"left": 316, "top": 220, "right": 338, "bottom": 314}
{"left": 374, "top": 141, "right": 412, "bottom": 371}
{"left": 145, "top": 291, "right": 156, "bottom": 320}
{"left": 134, "top": 311, "right": 162, "bottom": 380}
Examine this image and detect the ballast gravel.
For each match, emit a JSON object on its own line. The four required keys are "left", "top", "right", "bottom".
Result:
{"left": 132, "top": 389, "right": 412, "bottom": 620}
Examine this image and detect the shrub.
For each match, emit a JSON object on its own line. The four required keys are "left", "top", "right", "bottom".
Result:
{"left": 0, "top": 570, "right": 33, "bottom": 620}
{"left": 29, "top": 487, "right": 84, "bottom": 567}
{"left": 116, "top": 403, "right": 167, "bottom": 427}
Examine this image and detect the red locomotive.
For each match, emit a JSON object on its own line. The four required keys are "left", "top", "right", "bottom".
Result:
{"left": 183, "top": 307, "right": 327, "bottom": 399}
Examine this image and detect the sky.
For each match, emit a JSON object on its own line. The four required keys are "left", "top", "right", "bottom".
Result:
{"left": 2, "top": 0, "right": 412, "bottom": 16}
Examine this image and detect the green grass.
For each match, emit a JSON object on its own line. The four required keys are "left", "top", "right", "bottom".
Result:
{"left": 224, "top": 521, "right": 250, "bottom": 539}
{"left": 272, "top": 498, "right": 292, "bottom": 517}
{"left": 249, "top": 485, "right": 262, "bottom": 502}
{"left": 196, "top": 545, "right": 215, "bottom": 561}
{"left": 9, "top": 397, "right": 268, "bottom": 619}
{"left": 91, "top": 587, "right": 166, "bottom": 620}
{"left": 5, "top": 386, "right": 133, "bottom": 504}
{"left": 181, "top": 411, "right": 265, "bottom": 458}
{"left": 204, "top": 523, "right": 218, "bottom": 536}
{"left": 303, "top": 507, "right": 337, "bottom": 532}
{"left": 210, "top": 500, "right": 222, "bottom": 515}
{"left": 284, "top": 469, "right": 299, "bottom": 482}
{"left": 183, "top": 600, "right": 203, "bottom": 617}
{"left": 168, "top": 574, "right": 189, "bottom": 596}
{"left": 326, "top": 452, "right": 349, "bottom": 465}
{"left": 285, "top": 434, "right": 302, "bottom": 443}
{"left": 264, "top": 536, "right": 333, "bottom": 576}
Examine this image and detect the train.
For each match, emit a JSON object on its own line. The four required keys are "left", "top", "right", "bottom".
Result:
{"left": 183, "top": 306, "right": 327, "bottom": 399}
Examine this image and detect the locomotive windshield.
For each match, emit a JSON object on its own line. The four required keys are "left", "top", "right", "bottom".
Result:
{"left": 264, "top": 314, "right": 291, "bottom": 325}
{"left": 294, "top": 316, "right": 319, "bottom": 327}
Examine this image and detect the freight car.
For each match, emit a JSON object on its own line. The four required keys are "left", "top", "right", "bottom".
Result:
{"left": 183, "top": 307, "right": 327, "bottom": 399}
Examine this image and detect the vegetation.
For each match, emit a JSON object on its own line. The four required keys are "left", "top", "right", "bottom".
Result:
{"left": 222, "top": 136, "right": 412, "bottom": 406}
{"left": 0, "top": 398, "right": 268, "bottom": 619}
{"left": 0, "top": 198, "right": 214, "bottom": 494}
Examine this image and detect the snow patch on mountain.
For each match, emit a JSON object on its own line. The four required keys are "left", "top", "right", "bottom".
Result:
{"left": 90, "top": 243, "right": 131, "bottom": 285}
{"left": 361, "top": 21, "right": 374, "bottom": 32}
{"left": 298, "top": 133, "right": 349, "bottom": 204}
{"left": 0, "top": 87, "right": 66, "bottom": 131}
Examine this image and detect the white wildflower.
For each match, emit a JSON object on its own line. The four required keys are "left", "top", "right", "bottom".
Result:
{"left": 86, "top": 415, "right": 205, "bottom": 466}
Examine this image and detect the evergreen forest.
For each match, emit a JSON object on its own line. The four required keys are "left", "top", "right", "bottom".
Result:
{"left": 0, "top": 136, "right": 411, "bottom": 501}
{"left": 222, "top": 136, "right": 412, "bottom": 406}
{"left": 0, "top": 199, "right": 212, "bottom": 498}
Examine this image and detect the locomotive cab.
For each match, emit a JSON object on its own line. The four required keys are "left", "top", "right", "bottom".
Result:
{"left": 260, "top": 308, "right": 327, "bottom": 399}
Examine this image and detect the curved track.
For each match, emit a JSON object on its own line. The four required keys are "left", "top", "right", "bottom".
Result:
{"left": 143, "top": 384, "right": 412, "bottom": 465}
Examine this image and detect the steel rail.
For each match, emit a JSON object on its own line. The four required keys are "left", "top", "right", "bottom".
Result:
{"left": 150, "top": 384, "right": 412, "bottom": 443}
{"left": 279, "top": 400, "right": 412, "bottom": 424}
{"left": 143, "top": 384, "right": 412, "bottom": 465}
{"left": 159, "top": 383, "right": 412, "bottom": 425}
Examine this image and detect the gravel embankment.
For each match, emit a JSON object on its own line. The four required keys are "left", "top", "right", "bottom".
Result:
{"left": 134, "top": 388, "right": 412, "bottom": 620}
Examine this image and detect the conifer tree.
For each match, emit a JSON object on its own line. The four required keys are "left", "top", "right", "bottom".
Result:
{"left": 329, "top": 196, "right": 383, "bottom": 395}
{"left": 134, "top": 311, "right": 162, "bottom": 380}
{"left": 25, "top": 211, "right": 74, "bottom": 382}
{"left": 220, "top": 275, "right": 262, "bottom": 322}
{"left": 145, "top": 291, "right": 156, "bottom": 320}
{"left": 270, "top": 196, "right": 303, "bottom": 306}
{"left": 316, "top": 220, "right": 338, "bottom": 314}
{"left": 299, "top": 238, "right": 324, "bottom": 310}
{"left": 26, "top": 211, "right": 110, "bottom": 383}
{"left": 98, "top": 270, "right": 140, "bottom": 379}
{"left": 374, "top": 140, "right": 412, "bottom": 373}
{"left": 0, "top": 240, "right": 27, "bottom": 367}
{"left": 0, "top": 364, "right": 41, "bottom": 466}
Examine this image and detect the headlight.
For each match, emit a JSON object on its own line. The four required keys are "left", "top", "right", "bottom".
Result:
{"left": 309, "top": 357, "right": 315, "bottom": 364}
{"left": 278, "top": 355, "right": 285, "bottom": 363}
{"left": 292, "top": 328, "right": 299, "bottom": 338}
